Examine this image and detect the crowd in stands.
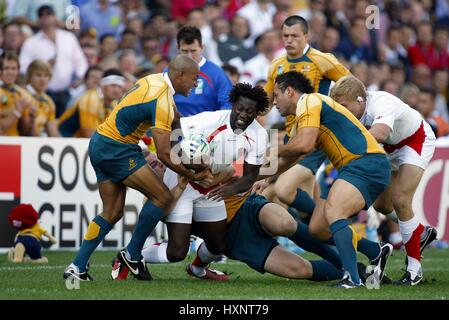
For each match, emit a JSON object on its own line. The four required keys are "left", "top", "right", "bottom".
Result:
{"left": 0, "top": 0, "right": 448, "bottom": 138}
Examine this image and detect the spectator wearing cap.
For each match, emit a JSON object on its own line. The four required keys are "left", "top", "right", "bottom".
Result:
{"left": 80, "top": 0, "right": 123, "bottom": 39}
{"left": 58, "top": 69, "right": 124, "bottom": 138}
{"left": 11, "top": 0, "right": 71, "bottom": 30}
{"left": 19, "top": 5, "right": 88, "bottom": 118}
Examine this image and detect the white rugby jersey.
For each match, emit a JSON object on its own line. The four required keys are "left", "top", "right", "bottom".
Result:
{"left": 180, "top": 110, "right": 268, "bottom": 173}
{"left": 362, "top": 91, "right": 424, "bottom": 145}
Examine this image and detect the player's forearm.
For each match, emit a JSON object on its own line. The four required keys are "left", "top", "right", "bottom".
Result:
{"left": 156, "top": 150, "right": 195, "bottom": 179}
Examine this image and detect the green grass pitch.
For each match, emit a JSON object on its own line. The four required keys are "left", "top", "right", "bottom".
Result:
{"left": 0, "top": 249, "right": 448, "bottom": 300}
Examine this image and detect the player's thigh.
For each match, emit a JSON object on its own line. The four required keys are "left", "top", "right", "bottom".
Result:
{"left": 325, "top": 179, "right": 366, "bottom": 223}
{"left": 98, "top": 180, "right": 127, "bottom": 223}
{"left": 275, "top": 164, "right": 313, "bottom": 203}
{"left": 258, "top": 203, "right": 297, "bottom": 237}
{"left": 264, "top": 245, "right": 312, "bottom": 279}
{"left": 308, "top": 201, "right": 332, "bottom": 241}
{"left": 123, "top": 164, "right": 172, "bottom": 208}
{"left": 373, "top": 171, "right": 397, "bottom": 214}
{"left": 393, "top": 164, "right": 425, "bottom": 204}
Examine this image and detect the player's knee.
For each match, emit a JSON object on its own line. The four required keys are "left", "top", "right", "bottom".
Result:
{"left": 275, "top": 184, "right": 294, "bottom": 205}
{"left": 284, "top": 263, "right": 309, "bottom": 279}
{"left": 166, "top": 246, "right": 188, "bottom": 262}
{"left": 323, "top": 201, "right": 339, "bottom": 222}
{"left": 280, "top": 216, "right": 297, "bottom": 236}
{"left": 373, "top": 203, "right": 393, "bottom": 215}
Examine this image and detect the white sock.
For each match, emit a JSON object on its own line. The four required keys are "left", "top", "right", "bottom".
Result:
{"left": 389, "top": 232, "right": 402, "bottom": 244}
{"left": 398, "top": 216, "right": 419, "bottom": 244}
{"left": 407, "top": 257, "right": 422, "bottom": 276}
{"left": 197, "top": 243, "right": 220, "bottom": 265}
{"left": 141, "top": 242, "right": 169, "bottom": 263}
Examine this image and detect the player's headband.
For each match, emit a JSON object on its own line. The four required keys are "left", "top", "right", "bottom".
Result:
{"left": 101, "top": 75, "right": 125, "bottom": 87}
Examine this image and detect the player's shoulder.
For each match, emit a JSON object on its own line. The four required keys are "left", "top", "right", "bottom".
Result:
{"left": 307, "top": 48, "right": 341, "bottom": 66}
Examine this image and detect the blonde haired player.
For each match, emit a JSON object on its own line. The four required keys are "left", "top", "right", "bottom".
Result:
{"left": 330, "top": 75, "right": 437, "bottom": 285}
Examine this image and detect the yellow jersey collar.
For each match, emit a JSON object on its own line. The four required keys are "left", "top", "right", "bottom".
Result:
{"left": 163, "top": 72, "right": 176, "bottom": 96}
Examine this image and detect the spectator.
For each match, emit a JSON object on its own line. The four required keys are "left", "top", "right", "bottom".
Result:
{"left": 187, "top": 8, "right": 213, "bottom": 49}
{"left": 350, "top": 62, "right": 368, "bottom": 85}
{"left": 19, "top": 5, "right": 88, "bottom": 117}
{"left": 79, "top": 28, "right": 98, "bottom": 48}
{"left": 417, "top": 88, "right": 449, "bottom": 137}
{"left": 80, "top": 0, "right": 123, "bottom": 39}
{"left": 307, "top": 10, "right": 327, "bottom": 47}
{"left": 411, "top": 63, "right": 432, "bottom": 90}
{"left": 173, "top": 26, "right": 232, "bottom": 116}
{"left": 230, "top": 15, "right": 253, "bottom": 49}
{"left": 119, "top": 28, "right": 140, "bottom": 54}
{"left": 408, "top": 22, "right": 435, "bottom": 68}
{"left": 379, "top": 79, "right": 400, "bottom": 96}
{"left": 11, "top": 0, "right": 71, "bottom": 29}
{"left": 240, "top": 30, "right": 281, "bottom": 85}
{"left": 58, "top": 68, "right": 124, "bottom": 137}
{"left": 316, "top": 27, "right": 340, "bottom": 54}
{"left": 383, "top": 26, "right": 408, "bottom": 66}
{"left": 67, "top": 65, "right": 104, "bottom": 108}
{"left": 222, "top": 63, "right": 240, "bottom": 85}
{"left": 2, "top": 22, "right": 24, "bottom": 55}
{"left": 118, "top": 49, "right": 138, "bottom": 74}
{"left": 335, "top": 17, "right": 375, "bottom": 63}
{"left": 23, "top": 59, "right": 60, "bottom": 137}
{"left": 99, "top": 33, "right": 118, "bottom": 60}
{"left": 433, "top": 69, "right": 449, "bottom": 122}
{"left": 0, "top": 52, "right": 32, "bottom": 136}
{"left": 82, "top": 44, "right": 100, "bottom": 67}
{"left": 433, "top": 26, "right": 449, "bottom": 70}
{"left": 236, "top": 0, "right": 276, "bottom": 43}
{"left": 400, "top": 83, "right": 420, "bottom": 110}
{"left": 139, "top": 36, "right": 161, "bottom": 71}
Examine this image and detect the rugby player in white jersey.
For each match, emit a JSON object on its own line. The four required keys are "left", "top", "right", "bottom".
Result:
{"left": 330, "top": 75, "right": 438, "bottom": 286}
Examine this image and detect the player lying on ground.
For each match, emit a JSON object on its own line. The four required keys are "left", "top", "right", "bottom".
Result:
{"left": 63, "top": 55, "right": 211, "bottom": 282}
{"left": 330, "top": 75, "right": 437, "bottom": 286}
{"left": 269, "top": 71, "right": 394, "bottom": 288}
{"left": 113, "top": 83, "right": 345, "bottom": 282}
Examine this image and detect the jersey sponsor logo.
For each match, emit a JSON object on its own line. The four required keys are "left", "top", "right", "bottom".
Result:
{"left": 302, "top": 65, "right": 311, "bottom": 72}
{"left": 195, "top": 79, "right": 204, "bottom": 95}
{"left": 129, "top": 158, "right": 137, "bottom": 170}
{"left": 289, "top": 64, "right": 296, "bottom": 70}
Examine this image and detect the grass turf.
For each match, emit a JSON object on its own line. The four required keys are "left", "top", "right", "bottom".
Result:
{"left": 0, "top": 248, "right": 448, "bottom": 300}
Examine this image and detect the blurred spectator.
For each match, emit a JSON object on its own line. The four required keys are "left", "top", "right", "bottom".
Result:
{"left": 236, "top": 0, "right": 276, "bottom": 43}
{"left": 350, "top": 62, "right": 368, "bottom": 85}
{"left": 335, "top": 17, "right": 375, "bottom": 63}
{"left": 408, "top": 22, "right": 435, "bottom": 68}
{"left": 0, "top": 52, "right": 32, "bottom": 136}
{"left": 222, "top": 63, "right": 240, "bottom": 85}
{"left": 240, "top": 30, "right": 280, "bottom": 85}
{"left": 187, "top": 8, "right": 213, "bottom": 47}
{"left": 82, "top": 44, "right": 100, "bottom": 67}
{"left": 324, "top": 0, "right": 349, "bottom": 40}
{"left": 19, "top": 5, "right": 88, "bottom": 117}
{"left": 79, "top": 28, "right": 98, "bottom": 48}
{"left": 139, "top": 35, "right": 161, "bottom": 70}
{"left": 67, "top": 65, "right": 103, "bottom": 108}
{"left": 2, "top": 22, "right": 24, "bottom": 55}
{"left": 316, "top": 26, "right": 340, "bottom": 53}
{"left": 171, "top": 0, "right": 205, "bottom": 25}
{"left": 400, "top": 83, "right": 420, "bottom": 110}
{"left": 433, "top": 26, "right": 449, "bottom": 69}
{"left": 307, "top": 10, "right": 326, "bottom": 47}
{"left": 119, "top": 28, "right": 141, "bottom": 56}
{"left": 80, "top": 0, "right": 123, "bottom": 39}
{"left": 99, "top": 33, "right": 118, "bottom": 60}
{"left": 122, "top": 71, "right": 136, "bottom": 92}
{"left": 383, "top": 26, "right": 408, "bottom": 67}
{"left": 58, "top": 68, "right": 124, "bottom": 137}
{"left": 118, "top": 49, "right": 138, "bottom": 74}
{"left": 390, "top": 63, "right": 407, "bottom": 88}
{"left": 433, "top": 69, "right": 449, "bottom": 122}
{"left": 119, "top": 0, "right": 150, "bottom": 25}
{"left": 379, "top": 79, "right": 400, "bottom": 96}
{"left": 230, "top": 15, "right": 254, "bottom": 49}
{"left": 173, "top": 26, "right": 232, "bottom": 116}
{"left": 417, "top": 88, "right": 449, "bottom": 137}
{"left": 151, "top": 55, "right": 169, "bottom": 74}
{"left": 11, "top": 0, "right": 71, "bottom": 29}
{"left": 23, "top": 59, "right": 60, "bottom": 137}
{"left": 411, "top": 63, "right": 432, "bottom": 89}
{"left": 206, "top": 16, "right": 250, "bottom": 68}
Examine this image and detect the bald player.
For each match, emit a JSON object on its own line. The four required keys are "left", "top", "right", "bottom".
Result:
{"left": 63, "top": 55, "right": 211, "bottom": 281}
